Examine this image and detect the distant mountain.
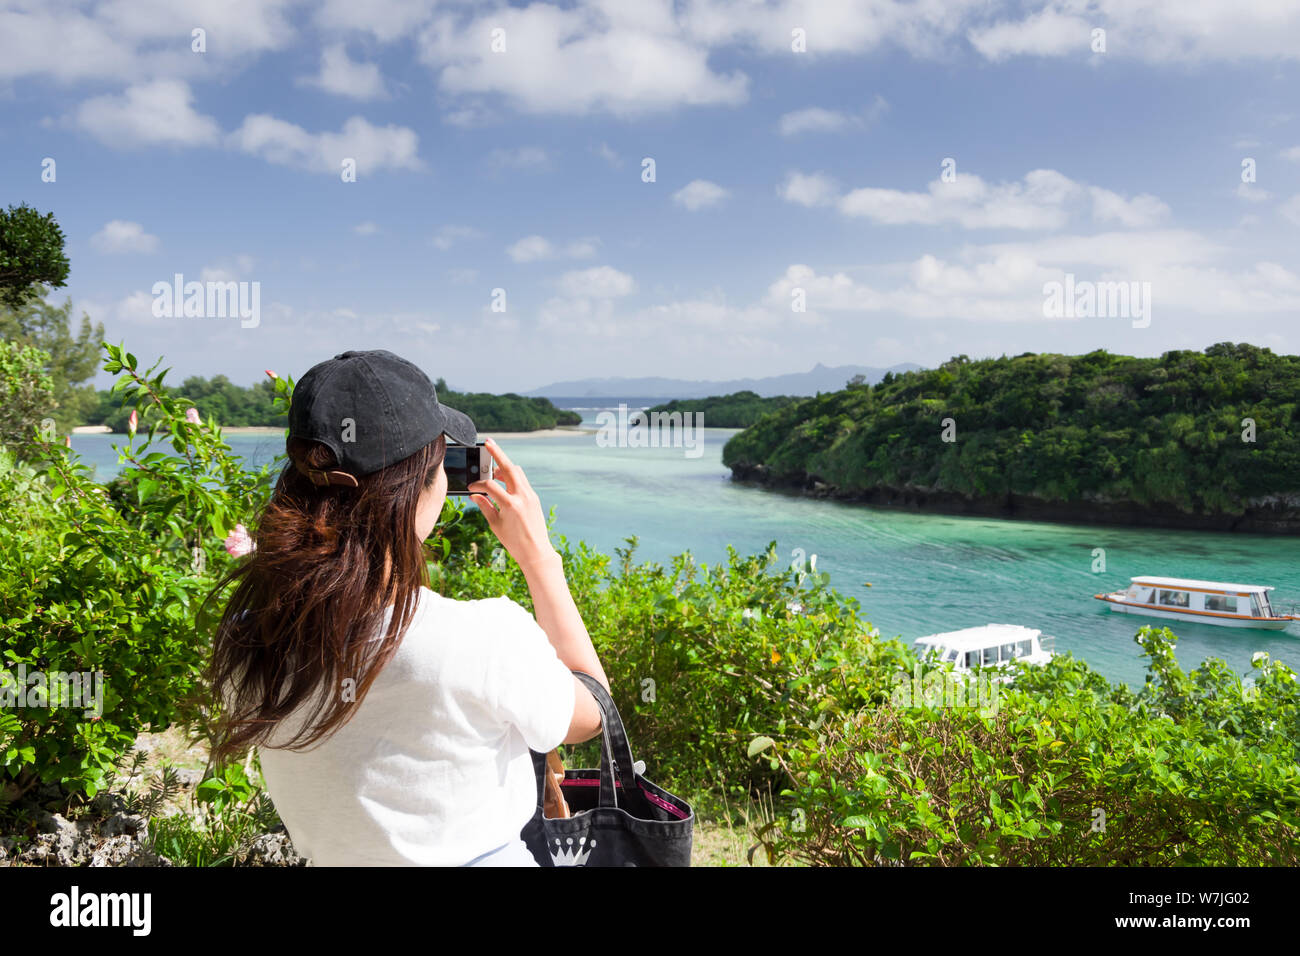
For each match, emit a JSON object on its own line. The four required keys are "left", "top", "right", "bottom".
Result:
{"left": 525, "top": 363, "right": 923, "bottom": 399}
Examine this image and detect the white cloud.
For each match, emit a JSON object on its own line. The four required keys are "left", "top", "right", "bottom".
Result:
{"left": 778, "top": 171, "right": 839, "bottom": 207}
{"left": 89, "top": 220, "right": 158, "bottom": 254}
{"left": 565, "top": 237, "right": 600, "bottom": 258}
{"left": 432, "top": 225, "right": 483, "bottom": 250}
{"left": 779, "top": 107, "right": 852, "bottom": 136}
{"left": 1282, "top": 146, "right": 1300, "bottom": 162}
{"left": 313, "top": 0, "right": 439, "bottom": 42}
{"left": 803, "top": 168, "right": 1170, "bottom": 232}
{"left": 508, "top": 235, "right": 600, "bottom": 262}
{"left": 1236, "top": 183, "right": 1273, "bottom": 203}
{"left": 0, "top": 0, "right": 297, "bottom": 83}
{"left": 1282, "top": 194, "right": 1300, "bottom": 226}
{"left": 761, "top": 234, "right": 1300, "bottom": 323}
{"left": 0, "top": 8, "right": 136, "bottom": 82}
{"left": 1089, "top": 187, "right": 1170, "bottom": 226}
{"left": 777, "top": 96, "right": 888, "bottom": 136}
{"left": 980, "top": 230, "right": 1222, "bottom": 268}
{"left": 200, "top": 255, "right": 256, "bottom": 283}
{"left": 967, "top": 1, "right": 1300, "bottom": 64}
{"left": 442, "top": 105, "right": 496, "bottom": 127}
{"left": 486, "top": 146, "right": 550, "bottom": 169}
{"left": 73, "top": 80, "right": 220, "bottom": 148}
{"left": 354, "top": 221, "right": 380, "bottom": 236}
{"left": 837, "top": 168, "right": 1082, "bottom": 230}
{"left": 418, "top": 3, "right": 748, "bottom": 116}
{"left": 227, "top": 114, "right": 423, "bottom": 175}
{"left": 968, "top": 9, "right": 1092, "bottom": 61}
{"left": 680, "top": 0, "right": 977, "bottom": 57}
{"left": 595, "top": 142, "right": 622, "bottom": 167}
{"left": 672, "top": 179, "right": 729, "bottom": 210}
{"left": 508, "top": 235, "right": 554, "bottom": 263}
{"left": 6, "top": 0, "right": 1300, "bottom": 103}
{"left": 298, "top": 44, "right": 388, "bottom": 100}
{"left": 556, "top": 266, "right": 636, "bottom": 298}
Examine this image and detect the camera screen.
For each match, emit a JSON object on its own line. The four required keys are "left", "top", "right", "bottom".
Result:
{"left": 443, "top": 444, "right": 485, "bottom": 494}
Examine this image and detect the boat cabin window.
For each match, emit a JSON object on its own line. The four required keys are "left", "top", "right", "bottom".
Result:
{"left": 965, "top": 650, "right": 981, "bottom": 668}
{"left": 1016, "top": 639, "right": 1034, "bottom": 657}
{"left": 1157, "top": 589, "right": 1189, "bottom": 607}
{"left": 1250, "top": 594, "right": 1263, "bottom": 616}
{"left": 1204, "top": 594, "right": 1238, "bottom": 613}
{"left": 982, "top": 646, "right": 999, "bottom": 665}
{"left": 1000, "top": 643, "right": 1016, "bottom": 661}
{"left": 942, "top": 648, "right": 959, "bottom": 663}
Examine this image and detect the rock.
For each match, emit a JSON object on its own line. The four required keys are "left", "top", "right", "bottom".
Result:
{"left": 173, "top": 768, "right": 204, "bottom": 789}
{"left": 90, "top": 836, "right": 173, "bottom": 867}
{"left": 91, "top": 791, "right": 129, "bottom": 816}
{"left": 100, "top": 812, "right": 146, "bottom": 839}
{"left": 25, "top": 812, "right": 89, "bottom": 865}
{"left": 233, "top": 827, "right": 309, "bottom": 867}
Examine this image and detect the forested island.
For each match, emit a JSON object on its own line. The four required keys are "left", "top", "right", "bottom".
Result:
{"left": 722, "top": 343, "right": 1300, "bottom": 532}
{"left": 83, "top": 375, "right": 581, "bottom": 433}
{"left": 645, "top": 390, "right": 800, "bottom": 427}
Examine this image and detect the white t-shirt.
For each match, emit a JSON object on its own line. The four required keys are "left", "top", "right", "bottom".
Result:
{"left": 254, "top": 586, "right": 576, "bottom": 866}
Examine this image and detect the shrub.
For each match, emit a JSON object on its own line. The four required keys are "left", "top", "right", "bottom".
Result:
{"left": 0, "top": 345, "right": 283, "bottom": 801}
{"left": 752, "top": 627, "right": 1300, "bottom": 866}
{"left": 0, "top": 340, "right": 55, "bottom": 452}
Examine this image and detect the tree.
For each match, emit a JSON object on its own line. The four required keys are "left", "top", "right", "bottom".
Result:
{"left": 0, "top": 204, "right": 70, "bottom": 310}
{"left": 0, "top": 297, "right": 105, "bottom": 432}
{"left": 0, "top": 340, "right": 56, "bottom": 453}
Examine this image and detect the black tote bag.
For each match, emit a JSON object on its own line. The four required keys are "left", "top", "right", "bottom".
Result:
{"left": 520, "top": 671, "right": 693, "bottom": 867}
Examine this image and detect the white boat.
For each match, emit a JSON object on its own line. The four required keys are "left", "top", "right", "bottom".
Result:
{"left": 1094, "top": 576, "right": 1294, "bottom": 631}
{"left": 912, "top": 623, "right": 1056, "bottom": 682}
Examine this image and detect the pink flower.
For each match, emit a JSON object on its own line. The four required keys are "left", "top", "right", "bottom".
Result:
{"left": 185, "top": 407, "right": 201, "bottom": 425}
{"left": 224, "top": 523, "right": 256, "bottom": 558}
{"left": 127, "top": 409, "right": 138, "bottom": 435}
{"left": 265, "top": 369, "right": 278, "bottom": 380}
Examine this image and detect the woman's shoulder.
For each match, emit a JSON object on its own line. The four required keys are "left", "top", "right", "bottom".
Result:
{"left": 416, "top": 586, "right": 531, "bottom": 621}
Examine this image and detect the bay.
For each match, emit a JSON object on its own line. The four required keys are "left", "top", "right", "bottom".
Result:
{"left": 71, "top": 408, "right": 1300, "bottom": 688}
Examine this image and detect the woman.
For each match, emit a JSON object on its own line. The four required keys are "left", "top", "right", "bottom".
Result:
{"left": 206, "top": 349, "right": 608, "bottom": 866}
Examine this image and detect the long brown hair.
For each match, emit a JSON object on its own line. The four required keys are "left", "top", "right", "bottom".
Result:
{"left": 205, "top": 433, "right": 446, "bottom": 765}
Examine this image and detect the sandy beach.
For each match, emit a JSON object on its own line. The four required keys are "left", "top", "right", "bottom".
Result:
{"left": 480, "top": 427, "right": 595, "bottom": 439}
{"left": 79, "top": 425, "right": 595, "bottom": 438}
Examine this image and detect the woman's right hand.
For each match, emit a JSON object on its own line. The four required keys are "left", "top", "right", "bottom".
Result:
{"left": 467, "top": 438, "right": 558, "bottom": 572}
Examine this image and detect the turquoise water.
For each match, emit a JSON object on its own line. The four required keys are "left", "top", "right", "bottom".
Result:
{"left": 71, "top": 419, "right": 1300, "bottom": 688}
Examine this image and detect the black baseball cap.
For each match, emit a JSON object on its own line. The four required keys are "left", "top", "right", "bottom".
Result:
{"left": 287, "top": 349, "right": 476, "bottom": 487}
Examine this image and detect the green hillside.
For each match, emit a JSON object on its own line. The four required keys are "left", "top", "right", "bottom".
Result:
{"left": 722, "top": 343, "right": 1300, "bottom": 527}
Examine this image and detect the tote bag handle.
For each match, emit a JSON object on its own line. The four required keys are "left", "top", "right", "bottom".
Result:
{"left": 572, "top": 671, "right": 638, "bottom": 809}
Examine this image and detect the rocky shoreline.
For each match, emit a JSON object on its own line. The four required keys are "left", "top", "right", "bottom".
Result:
{"left": 727, "top": 464, "right": 1300, "bottom": 533}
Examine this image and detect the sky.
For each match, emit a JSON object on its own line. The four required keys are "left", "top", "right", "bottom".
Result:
{"left": 2, "top": 0, "right": 1299, "bottom": 393}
